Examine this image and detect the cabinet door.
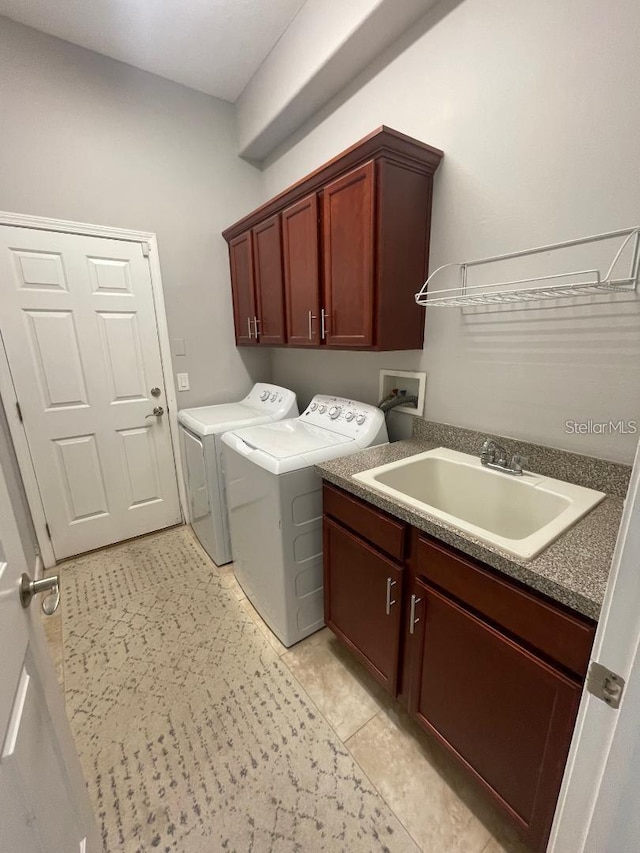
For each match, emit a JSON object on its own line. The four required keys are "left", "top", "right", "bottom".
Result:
{"left": 253, "top": 215, "right": 286, "bottom": 345}
{"left": 322, "top": 161, "right": 375, "bottom": 347}
{"left": 282, "top": 193, "right": 321, "bottom": 346}
{"left": 229, "top": 231, "right": 256, "bottom": 345}
{"left": 323, "top": 517, "right": 403, "bottom": 694}
{"left": 407, "top": 579, "right": 581, "bottom": 851}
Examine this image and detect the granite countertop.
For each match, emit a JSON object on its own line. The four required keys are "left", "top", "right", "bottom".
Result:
{"left": 316, "top": 438, "right": 626, "bottom": 621}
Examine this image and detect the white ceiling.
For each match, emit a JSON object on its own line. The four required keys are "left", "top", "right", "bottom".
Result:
{"left": 0, "top": 0, "right": 308, "bottom": 102}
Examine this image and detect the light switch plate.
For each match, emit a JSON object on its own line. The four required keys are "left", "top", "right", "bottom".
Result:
{"left": 177, "top": 373, "right": 190, "bottom": 391}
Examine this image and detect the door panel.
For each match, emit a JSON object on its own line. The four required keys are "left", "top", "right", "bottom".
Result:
{"left": 118, "top": 426, "right": 162, "bottom": 507}
{"left": 324, "top": 517, "right": 403, "bottom": 694}
{"left": 54, "top": 434, "right": 109, "bottom": 522}
{"left": 322, "top": 162, "right": 375, "bottom": 347}
{"left": 25, "top": 310, "right": 88, "bottom": 409}
{"left": 0, "top": 226, "right": 181, "bottom": 559}
{"left": 282, "top": 193, "right": 321, "bottom": 346}
{"left": 409, "top": 579, "right": 581, "bottom": 849}
{"left": 97, "top": 311, "right": 148, "bottom": 402}
{"left": 0, "top": 461, "right": 99, "bottom": 851}
{"left": 253, "top": 215, "right": 286, "bottom": 344}
{"left": 229, "top": 231, "right": 256, "bottom": 345}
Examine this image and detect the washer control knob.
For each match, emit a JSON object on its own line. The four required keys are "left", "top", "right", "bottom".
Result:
{"left": 345, "top": 411, "right": 355, "bottom": 422}
{"left": 356, "top": 414, "right": 366, "bottom": 426}
{"left": 310, "top": 402, "right": 318, "bottom": 411}
{"left": 318, "top": 405, "right": 327, "bottom": 414}
{"left": 328, "top": 405, "right": 341, "bottom": 420}
{"left": 260, "top": 390, "right": 270, "bottom": 401}
{"left": 270, "top": 393, "right": 278, "bottom": 402}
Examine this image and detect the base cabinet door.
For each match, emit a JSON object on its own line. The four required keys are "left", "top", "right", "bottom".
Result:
{"left": 323, "top": 517, "right": 402, "bottom": 694}
{"left": 408, "top": 579, "right": 582, "bottom": 851}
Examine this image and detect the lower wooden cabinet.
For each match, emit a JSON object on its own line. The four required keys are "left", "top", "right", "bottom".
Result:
{"left": 322, "top": 482, "right": 595, "bottom": 853}
{"left": 323, "top": 517, "right": 403, "bottom": 694}
{"left": 407, "top": 579, "right": 582, "bottom": 850}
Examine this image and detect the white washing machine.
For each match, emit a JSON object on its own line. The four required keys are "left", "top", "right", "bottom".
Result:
{"left": 221, "top": 395, "right": 388, "bottom": 646}
{"left": 177, "top": 383, "right": 298, "bottom": 566}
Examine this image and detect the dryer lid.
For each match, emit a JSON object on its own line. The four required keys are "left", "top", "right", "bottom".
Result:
{"left": 178, "top": 403, "right": 268, "bottom": 436}
{"left": 230, "top": 420, "right": 353, "bottom": 459}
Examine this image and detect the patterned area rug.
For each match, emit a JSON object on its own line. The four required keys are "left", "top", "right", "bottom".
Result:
{"left": 61, "top": 527, "right": 416, "bottom": 852}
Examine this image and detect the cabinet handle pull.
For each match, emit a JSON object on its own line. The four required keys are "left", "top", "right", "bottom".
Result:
{"left": 308, "top": 309, "right": 317, "bottom": 340}
{"left": 409, "top": 594, "right": 422, "bottom": 634}
{"left": 321, "top": 308, "right": 330, "bottom": 340}
{"left": 385, "top": 577, "right": 397, "bottom": 615}
{"left": 254, "top": 316, "right": 260, "bottom": 340}
{"left": 247, "top": 316, "right": 253, "bottom": 339}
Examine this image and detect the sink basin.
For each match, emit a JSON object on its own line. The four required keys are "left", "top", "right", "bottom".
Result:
{"left": 352, "top": 447, "right": 605, "bottom": 560}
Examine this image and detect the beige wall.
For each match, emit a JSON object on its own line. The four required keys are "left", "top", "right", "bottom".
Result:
{"left": 263, "top": 0, "right": 640, "bottom": 463}
{"left": 0, "top": 17, "right": 270, "bottom": 409}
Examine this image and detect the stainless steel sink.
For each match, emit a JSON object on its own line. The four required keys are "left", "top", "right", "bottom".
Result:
{"left": 353, "top": 447, "right": 605, "bottom": 560}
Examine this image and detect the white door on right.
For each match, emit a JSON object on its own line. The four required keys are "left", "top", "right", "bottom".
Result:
{"left": 0, "top": 225, "right": 182, "bottom": 560}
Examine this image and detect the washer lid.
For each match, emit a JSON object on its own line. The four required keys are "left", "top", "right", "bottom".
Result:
{"left": 178, "top": 403, "right": 271, "bottom": 436}
{"left": 231, "top": 420, "right": 353, "bottom": 459}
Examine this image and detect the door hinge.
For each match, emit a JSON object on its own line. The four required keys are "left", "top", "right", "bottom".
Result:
{"left": 16, "top": 401, "right": 23, "bottom": 422}
{"left": 45, "top": 523, "right": 51, "bottom": 540}
{"left": 586, "top": 661, "right": 625, "bottom": 709}
{"left": 141, "top": 242, "right": 150, "bottom": 258}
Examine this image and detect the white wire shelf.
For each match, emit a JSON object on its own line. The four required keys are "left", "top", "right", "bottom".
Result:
{"left": 415, "top": 227, "right": 640, "bottom": 308}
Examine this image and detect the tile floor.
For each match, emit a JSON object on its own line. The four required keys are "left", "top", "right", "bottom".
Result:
{"left": 44, "top": 529, "right": 531, "bottom": 853}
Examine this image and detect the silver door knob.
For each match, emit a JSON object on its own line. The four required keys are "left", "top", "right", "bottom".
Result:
{"left": 145, "top": 406, "right": 165, "bottom": 418}
{"left": 20, "top": 573, "right": 61, "bottom": 615}
{"left": 150, "top": 387, "right": 162, "bottom": 397}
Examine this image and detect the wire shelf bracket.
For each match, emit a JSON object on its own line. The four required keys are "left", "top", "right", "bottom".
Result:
{"left": 415, "top": 226, "right": 640, "bottom": 308}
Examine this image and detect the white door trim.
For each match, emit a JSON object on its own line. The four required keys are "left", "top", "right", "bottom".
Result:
{"left": 0, "top": 210, "right": 188, "bottom": 567}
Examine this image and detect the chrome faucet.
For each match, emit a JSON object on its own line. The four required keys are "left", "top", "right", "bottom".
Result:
{"left": 480, "top": 439, "right": 528, "bottom": 476}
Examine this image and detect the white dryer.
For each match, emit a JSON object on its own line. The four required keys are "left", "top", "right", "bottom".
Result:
{"left": 177, "top": 383, "right": 298, "bottom": 565}
{"left": 221, "top": 395, "right": 388, "bottom": 646}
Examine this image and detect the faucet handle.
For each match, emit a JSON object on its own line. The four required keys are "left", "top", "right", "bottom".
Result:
{"left": 511, "top": 454, "right": 528, "bottom": 473}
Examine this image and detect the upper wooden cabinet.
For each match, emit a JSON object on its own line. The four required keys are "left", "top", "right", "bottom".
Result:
{"left": 223, "top": 127, "right": 444, "bottom": 351}
{"left": 282, "top": 193, "right": 320, "bottom": 346}
{"left": 322, "top": 162, "right": 375, "bottom": 347}
{"left": 252, "top": 215, "right": 286, "bottom": 345}
{"left": 228, "top": 231, "right": 256, "bottom": 345}
{"left": 229, "top": 215, "right": 286, "bottom": 346}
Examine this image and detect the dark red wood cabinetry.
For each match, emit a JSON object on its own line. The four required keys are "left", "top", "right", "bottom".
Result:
{"left": 322, "top": 162, "right": 375, "bottom": 347}
{"left": 408, "top": 580, "right": 581, "bottom": 849}
{"left": 229, "top": 232, "right": 256, "bottom": 346}
{"left": 324, "top": 517, "right": 403, "bottom": 694}
{"left": 322, "top": 482, "right": 596, "bottom": 852}
{"left": 223, "top": 127, "right": 444, "bottom": 351}
{"left": 253, "top": 215, "right": 286, "bottom": 345}
{"left": 282, "top": 193, "right": 321, "bottom": 346}
{"left": 229, "top": 214, "right": 286, "bottom": 346}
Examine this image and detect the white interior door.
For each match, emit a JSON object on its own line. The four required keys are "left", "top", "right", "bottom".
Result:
{"left": 0, "top": 226, "right": 181, "bottom": 559}
{"left": 0, "top": 439, "right": 99, "bottom": 851}
{"left": 549, "top": 437, "right": 640, "bottom": 851}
